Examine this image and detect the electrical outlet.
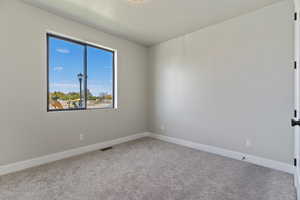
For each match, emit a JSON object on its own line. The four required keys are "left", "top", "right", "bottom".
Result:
{"left": 160, "top": 125, "right": 165, "bottom": 133}
{"left": 80, "top": 134, "right": 84, "bottom": 141}
{"left": 246, "top": 139, "right": 251, "bottom": 148}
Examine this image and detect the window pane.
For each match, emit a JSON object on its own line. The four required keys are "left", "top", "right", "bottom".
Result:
{"left": 48, "top": 36, "right": 86, "bottom": 110}
{"left": 87, "top": 46, "right": 114, "bottom": 109}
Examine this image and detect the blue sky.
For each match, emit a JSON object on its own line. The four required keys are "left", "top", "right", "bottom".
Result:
{"left": 49, "top": 36, "right": 113, "bottom": 96}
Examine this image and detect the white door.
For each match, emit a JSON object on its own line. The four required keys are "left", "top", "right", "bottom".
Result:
{"left": 294, "top": 1, "right": 300, "bottom": 199}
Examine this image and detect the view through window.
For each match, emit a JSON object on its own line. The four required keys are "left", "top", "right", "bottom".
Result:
{"left": 48, "top": 34, "right": 115, "bottom": 111}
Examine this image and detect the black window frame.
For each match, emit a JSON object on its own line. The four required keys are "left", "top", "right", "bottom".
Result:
{"left": 47, "top": 33, "right": 116, "bottom": 112}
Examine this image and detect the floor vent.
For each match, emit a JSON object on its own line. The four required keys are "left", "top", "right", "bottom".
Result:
{"left": 101, "top": 147, "right": 113, "bottom": 151}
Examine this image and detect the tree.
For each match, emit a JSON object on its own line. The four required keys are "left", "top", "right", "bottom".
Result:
{"left": 66, "top": 92, "right": 80, "bottom": 100}
{"left": 87, "top": 89, "right": 97, "bottom": 100}
{"left": 51, "top": 91, "right": 66, "bottom": 100}
{"left": 50, "top": 91, "right": 81, "bottom": 101}
{"left": 105, "top": 95, "right": 113, "bottom": 100}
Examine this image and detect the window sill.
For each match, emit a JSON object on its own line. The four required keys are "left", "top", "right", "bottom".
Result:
{"left": 47, "top": 107, "right": 119, "bottom": 112}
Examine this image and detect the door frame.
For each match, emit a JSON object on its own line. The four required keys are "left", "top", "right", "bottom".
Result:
{"left": 294, "top": 0, "right": 300, "bottom": 199}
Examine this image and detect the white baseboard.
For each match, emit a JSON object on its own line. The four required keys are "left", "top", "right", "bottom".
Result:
{"left": 0, "top": 132, "right": 151, "bottom": 176}
{"left": 0, "top": 132, "right": 294, "bottom": 177}
{"left": 149, "top": 133, "right": 295, "bottom": 174}
{"left": 295, "top": 170, "right": 300, "bottom": 197}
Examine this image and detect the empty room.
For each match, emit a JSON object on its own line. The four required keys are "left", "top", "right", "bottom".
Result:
{"left": 1, "top": 0, "right": 300, "bottom": 199}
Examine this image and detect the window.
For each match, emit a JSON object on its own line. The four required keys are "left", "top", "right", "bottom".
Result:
{"left": 47, "top": 34, "right": 115, "bottom": 111}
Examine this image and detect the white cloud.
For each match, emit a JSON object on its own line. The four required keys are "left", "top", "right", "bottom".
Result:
{"left": 56, "top": 48, "right": 70, "bottom": 54}
{"left": 88, "top": 84, "right": 112, "bottom": 95}
{"left": 50, "top": 83, "right": 78, "bottom": 88}
{"left": 54, "top": 66, "right": 63, "bottom": 72}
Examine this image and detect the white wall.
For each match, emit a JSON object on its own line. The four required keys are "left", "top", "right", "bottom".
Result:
{"left": 0, "top": 0, "right": 294, "bottom": 167}
{"left": 149, "top": 1, "right": 294, "bottom": 164}
{"left": 0, "top": 0, "right": 148, "bottom": 165}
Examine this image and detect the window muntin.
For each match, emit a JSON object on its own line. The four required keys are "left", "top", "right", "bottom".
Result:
{"left": 47, "top": 34, "right": 115, "bottom": 111}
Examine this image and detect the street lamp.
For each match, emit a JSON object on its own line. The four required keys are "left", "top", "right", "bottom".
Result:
{"left": 77, "top": 73, "right": 84, "bottom": 107}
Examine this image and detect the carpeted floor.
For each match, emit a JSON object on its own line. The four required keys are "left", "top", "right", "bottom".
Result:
{"left": 0, "top": 138, "right": 296, "bottom": 200}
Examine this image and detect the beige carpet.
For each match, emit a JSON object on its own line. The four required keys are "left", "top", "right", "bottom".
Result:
{"left": 0, "top": 138, "right": 296, "bottom": 200}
